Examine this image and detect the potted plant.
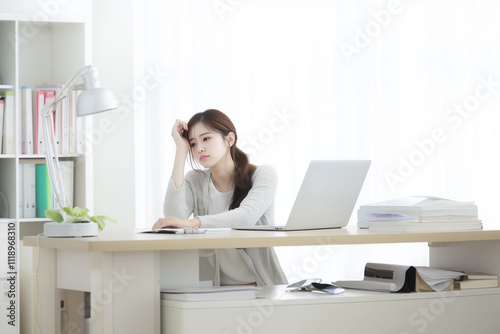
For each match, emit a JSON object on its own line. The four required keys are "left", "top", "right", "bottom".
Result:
{"left": 44, "top": 206, "right": 116, "bottom": 237}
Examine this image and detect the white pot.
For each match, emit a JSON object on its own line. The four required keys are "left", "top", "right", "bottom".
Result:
{"left": 43, "top": 221, "right": 99, "bottom": 237}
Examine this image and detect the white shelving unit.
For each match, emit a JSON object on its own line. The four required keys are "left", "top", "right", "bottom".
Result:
{"left": 0, "top": 6, "right": 91, "bottom": 333}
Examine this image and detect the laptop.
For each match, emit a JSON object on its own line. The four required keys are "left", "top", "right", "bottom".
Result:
{"left": 234, "top": 160, "right": 371, "bottom": 231}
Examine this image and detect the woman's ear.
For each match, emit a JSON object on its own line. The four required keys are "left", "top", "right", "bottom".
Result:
{"left": 227, "top": 132, "right": 236, "bottom": 147}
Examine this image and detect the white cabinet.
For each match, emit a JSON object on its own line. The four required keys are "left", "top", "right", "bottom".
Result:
{"left": 162, "top": 237, "right": 500, "bottom": 334}
{"left": 162, "top": 286, "right": 500, "bottom": 333}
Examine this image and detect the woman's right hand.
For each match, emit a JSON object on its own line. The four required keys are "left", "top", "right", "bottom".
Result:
{"left": 171, "top": 119, "right": 190, "bottom": 153}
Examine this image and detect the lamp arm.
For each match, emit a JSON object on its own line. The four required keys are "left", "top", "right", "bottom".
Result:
{"left": 40, "top": 66, "right": 90, "bottom": 212}
{"left": 41, "top": 107, "right": 66, "bottom": 212}
{"left": 40, "top": 65, "right": 113, "bottom": 215}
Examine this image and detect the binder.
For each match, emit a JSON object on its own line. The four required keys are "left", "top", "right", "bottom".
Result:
{"left": 29, "top": 164, "right": 37, "bottom": 217}
{"left": 36, "top": 90, "right": 45, "bottom": 154}
{"left": 44, "top": 90, "right": 57, "bottom": 152}
{"left": 22, "top": 164, "right": 37, "bottom": 218}
{"left": 22, "top": 164, "right": 29, "bottom": 218}
{"left": 59, "top": 160, "right": 74, "bottom": 208}
{"left": 18, "top": 165, "right": 22, "bottom": 217}
{"left": 36, "top": 84, "right": 72, "bottom": 155}
{"left": 35, "top": 162, "right": 74, "bottom": 216}
{"left": 1, "top": 91, "right": 14, "bottom": 155}
{"left": 0, "top": 99, "right": 4, "bottom": 154}
{"left": 20, "top": 86, "right": 34, "bottom": 155}
{"left": 35, "top": 164, "right": 51, "bottom": 218}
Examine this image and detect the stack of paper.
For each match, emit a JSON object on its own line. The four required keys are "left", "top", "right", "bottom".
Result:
{"left": 161, "top": 286, "right": 260, "bottom": 302}
{"left": 415, "top": 267, "right": 464, "bottom": 292}
{"left": 357, "top": 196, "right": 482, "bottom": 232}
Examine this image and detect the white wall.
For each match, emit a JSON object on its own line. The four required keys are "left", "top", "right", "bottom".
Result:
{"left": 0, "top": 0, "right": 88, "bottom": 17}
{"left": 91, "top": 0, "right": 135, "bottom": 228}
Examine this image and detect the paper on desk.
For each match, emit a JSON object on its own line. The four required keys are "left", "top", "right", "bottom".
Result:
{"left": 203, "top": 228, "right": 231, "bottom": 233}
{"left": 415, "top": 267, "right": 463, "bottom": 292}
{"left": 357, "top": 196, "right": 479, "bottom": 229}
{"left": 357, "top": 213, "right": 419, "bottom": 229}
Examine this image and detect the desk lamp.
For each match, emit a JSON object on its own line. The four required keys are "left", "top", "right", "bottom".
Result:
{"left": 41, "top": 65, "right": 118, "bottom": 237}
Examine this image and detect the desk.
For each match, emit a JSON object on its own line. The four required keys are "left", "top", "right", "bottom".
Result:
{"left": 24, "top": 228, "right": 500, "bottom": 333}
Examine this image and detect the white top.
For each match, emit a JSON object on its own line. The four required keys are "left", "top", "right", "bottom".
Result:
{"left": 208, "top": 178, "right": 256, "bottom": 285}
{"left": 163, "top": 165, "right": 288, "bottom": 286}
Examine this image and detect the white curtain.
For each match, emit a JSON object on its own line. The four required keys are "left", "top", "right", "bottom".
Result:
{"left": 134, "top": 0, "right": 500, "bottom": 281}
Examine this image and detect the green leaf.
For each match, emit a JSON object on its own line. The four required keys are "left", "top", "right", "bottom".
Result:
{"left": 90, "top": 215, "right": 117, "bottom": 231}
{"left": 99, "top": 215, "right": 117, "bottom": 224}
{"left": 90, "top": 216, "right": 105, "bottom": 231}
{"left": 62, "top": 206, "right": 74, "bottom": 216}
{"left": 73, "top": 206, "right": 90, "bottom": 218}
{"left": 74, "top": 217, "right": 91, "bottom": 223}
{"left": 45, "top": 209, "right": 64, "bottom": 223}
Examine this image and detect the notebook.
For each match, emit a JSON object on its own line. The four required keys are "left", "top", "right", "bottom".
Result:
{"left": 142, "top": 228, "right": 231, "bottom": 234}
{"left": 233, "top": 160, "right": 371, "bottom": 231}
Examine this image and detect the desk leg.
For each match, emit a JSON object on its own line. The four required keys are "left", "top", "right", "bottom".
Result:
{"left": 43, "top": 249, "right": 198, "bottom": 333}
{"left": 83, "top": 251, "right": 160, "bottom": 334}
{"left": 111, "top": 251, "right": 160, "bottom": 334}
{"left": 37, "top": 246, "right": 59, "bottom": 333}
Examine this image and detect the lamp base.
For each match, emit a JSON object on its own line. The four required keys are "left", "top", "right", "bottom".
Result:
{"left": 44, "top": 222, "right": 99, "bottom": 237}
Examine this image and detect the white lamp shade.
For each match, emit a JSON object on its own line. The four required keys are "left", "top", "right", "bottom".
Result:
{"left": 77, "top": 87, "right": 119, "bottom": 117}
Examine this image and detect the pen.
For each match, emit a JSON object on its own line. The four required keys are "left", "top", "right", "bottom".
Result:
{"left": 185, "top": 228, "right": 206, "bottom": 234}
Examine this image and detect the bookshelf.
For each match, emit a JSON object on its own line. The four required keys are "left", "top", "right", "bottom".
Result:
{"left": 0, "top": 19, "right": 92, "bottom": 228}
{"left": 0, "top": 10, "right": 91, "bottom": 334}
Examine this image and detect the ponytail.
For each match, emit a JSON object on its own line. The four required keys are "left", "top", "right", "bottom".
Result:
{"left": 230, "top": 146, "right": 256, "bottom": 210}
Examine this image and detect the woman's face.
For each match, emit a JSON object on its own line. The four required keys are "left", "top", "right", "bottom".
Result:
{"left": 188, "top": 122, "right": 230, "bottom": 168}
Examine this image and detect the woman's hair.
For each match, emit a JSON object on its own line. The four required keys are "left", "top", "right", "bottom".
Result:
{"left": 183, "top": 109, "right": 256, "bottom": 210}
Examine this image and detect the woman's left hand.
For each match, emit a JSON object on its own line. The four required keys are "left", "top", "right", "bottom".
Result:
{"left": 152, "top": 217, "right": 201, "bottom": 230}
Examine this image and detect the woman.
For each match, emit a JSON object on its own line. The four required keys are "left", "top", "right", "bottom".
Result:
{"left": 153, "top": 109, "right": 288, "bottom": 286}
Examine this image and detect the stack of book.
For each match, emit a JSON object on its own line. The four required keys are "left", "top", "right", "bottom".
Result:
{"left": 1, "top": 84, "right": 84, "bottom": 156}
{"left": 161, "top": 286, "right": 260, "bottom": 302}
{"left": 455, "top": 272, "right": 499, "bottom": 290}
{"left": 357, "top": 196, "right": 482, "bottom": 232}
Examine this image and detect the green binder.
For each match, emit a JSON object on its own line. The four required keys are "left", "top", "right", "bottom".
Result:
{"left": 35, "top": 164, "right": 52, "bottom": 218}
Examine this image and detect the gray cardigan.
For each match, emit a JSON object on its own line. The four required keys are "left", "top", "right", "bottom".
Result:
{"left": 163, "top": 165, "right": 288, "bottom": 286}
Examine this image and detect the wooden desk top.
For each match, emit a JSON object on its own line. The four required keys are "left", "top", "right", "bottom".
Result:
{"left": 23, "top": 227, "right": 500, "bottom": 252}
